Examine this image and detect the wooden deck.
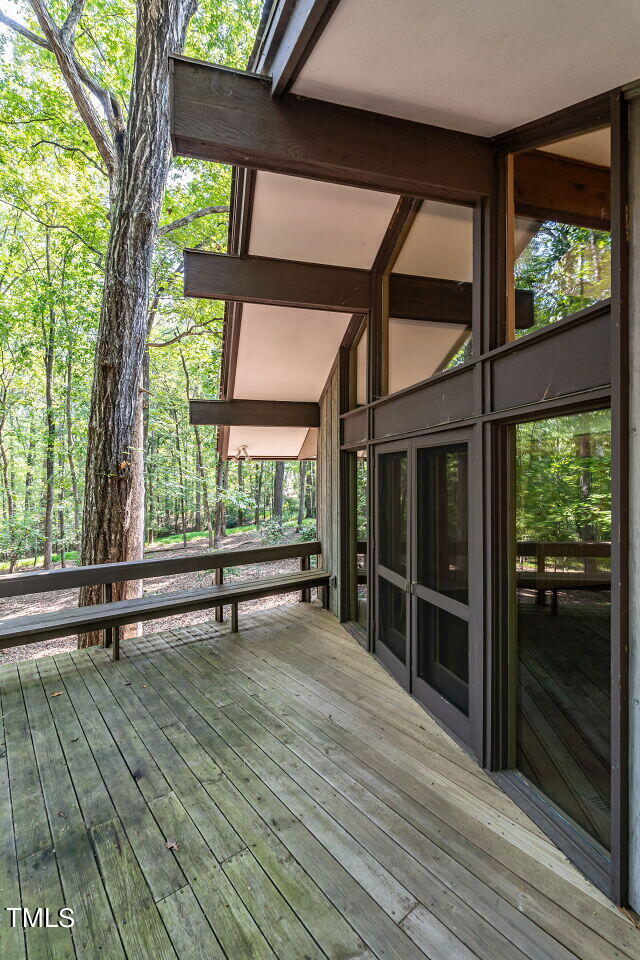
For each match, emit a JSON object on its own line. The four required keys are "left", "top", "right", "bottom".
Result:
{"left": 1, "top": 604, "right": 639, "bottom": 960}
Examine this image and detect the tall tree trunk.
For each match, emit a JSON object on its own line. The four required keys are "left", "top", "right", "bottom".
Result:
{"left": 42, "top": 234, "right": 56, "bottom": 570}
{"left": 172, "top": 408, "right": 188, "bottom": 548}
{"left": 255, "top": 462, "right": 263, "bottom": 528}
{"left": 214, "top": 454, "right": 228, "bottom": 548}
{"left": 24, "top": 421, "right": 35, "bottom": 513}
{"left": 78, "top": 0, "right": 197, "bottom": 644}
{"left": 65, "top": 342, "right": 80, "bottom": 545}
{"left": 297, "top": 460, "right": 307, "bottom": 531}
{"left": 237, "top": 458, "right": 244, "bottom": 526}
{"left": 179, "top": 349, "right": 213, "bottom": 547}
{"left": 273, "top": 461, "right": 284, "bottom": 529}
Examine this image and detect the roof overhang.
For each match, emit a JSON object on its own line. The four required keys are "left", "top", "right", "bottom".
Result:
{"left": 172, "top": 0, "right": 627, "bottom": 459}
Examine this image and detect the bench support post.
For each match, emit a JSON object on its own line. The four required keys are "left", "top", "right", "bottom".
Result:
{"left": 215, "top": 568, "right": 224, "bottom": 622}
{"left": 300, "top": 555, "right": 311, "bottom": 602}
{"left": 113, "top": 625, "right": 122, "bottom": 661}
{"left": 231, "top": 602, "right": 239, "bottom": 633}
{"left": 103, "top": 583, "right": 114, "bottom": 647}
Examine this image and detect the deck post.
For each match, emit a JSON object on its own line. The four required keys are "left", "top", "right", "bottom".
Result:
{"left": 231, "top": 602, "right": 239, "bottom": 632}
{"left": 113, "top": 625, "right": 122, "bottom": 661}
{"left": 215, "top": 567, "right": 224, "bottom": 622}
{"left": 102, "top": 583, "right": 113, "bottom": 647}
{"left": 300, "top": 555, "right": 311, "bottom": 602}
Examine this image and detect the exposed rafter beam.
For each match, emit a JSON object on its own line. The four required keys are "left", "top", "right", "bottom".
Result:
{"left": 263, "top": 0, "right": 342, "bottom": 98}
{"left": 391, "top": 273, "right": 535, "bottom": 329}
{"left": 170, "top": 56, "right": 494, "bottom": 201}
{"left": 190, "top": 399, "right": 320, "bottom": 427}
{"left": 185, "top": 250, "right": 370, "bottom": 312}
{"left": 515, "top": 151, "right": 611, "bottom": 231}
{"left": 184, "top": 249, "right": 534, "bottom": 328}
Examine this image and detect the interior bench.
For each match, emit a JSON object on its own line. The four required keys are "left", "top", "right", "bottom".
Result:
{"left": 0, "top": 568, "right": 330, "bottom": 660}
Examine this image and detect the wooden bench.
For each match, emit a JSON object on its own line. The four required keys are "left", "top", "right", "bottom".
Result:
{"left": 516, "top": 571, "right": 611, "bottom": 614}
{"left": 516, "top": 541, "right": 611, "bottom": 613}
{"left": 0, "top": 541, "right": 328, "bottom": 660}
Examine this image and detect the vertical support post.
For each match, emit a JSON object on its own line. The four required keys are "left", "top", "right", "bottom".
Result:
{"left": 102, "top": 582, "right": 113, "bottom": 647}
{"left": 300, "top": 554, "right": 311, "bottom": 602}
{"left": 113, "top": 625, "right": 122, "bottom": 662}
{"left": 231, "top": 603, "right": 239, "bottom": 633}
{"left": 322, "top": 578, "right": 330, "bottom": 610}
{"left": 536, "top": 544, "right": 546, "bottom": 606}
{"left": 215, "top": 567, "right": 224, "bottom": 622}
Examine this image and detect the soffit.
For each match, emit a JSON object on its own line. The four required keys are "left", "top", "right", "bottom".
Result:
{"left": 538, "top": 128, "right": 611, "bottom": 167}
{"left": 248, "top": 172, "right": 399, "bottom": 268}
{"left": 388, "top": 319, "right": 467, "bottom": 395}
{"left": 227, "top": 425, "right": 312, "bottom": 460}
{"left": 292, "top": 0, "right": 640, "bottom": 135}
{"left": 233, "top": 302, "right": 351, "bottom": 402}
{"left": 392, "top": 201, "right": 474, "bottom": 281}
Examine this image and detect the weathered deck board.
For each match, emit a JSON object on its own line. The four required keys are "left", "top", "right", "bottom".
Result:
{"left": 1, "top": 604, "right": 639, "bottom": 960}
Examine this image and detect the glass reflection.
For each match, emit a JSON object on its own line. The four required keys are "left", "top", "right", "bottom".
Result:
{"left": 515, "top": 410, "right": 611, "bottom": 849}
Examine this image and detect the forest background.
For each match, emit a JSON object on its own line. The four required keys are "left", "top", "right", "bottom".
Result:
{"left": 0, "top": 0, "right": 318, "bottom": 582}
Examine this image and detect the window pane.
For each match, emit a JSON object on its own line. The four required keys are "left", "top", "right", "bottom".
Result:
{"left": 416, "top": 598, "right": 469, "bottom": 715}
{"left": 510, "top": 133, "right": 611, "bottom": 341}
{"left": 388, "top": 200, "right": 473, "bottom": 394}
{"left": 514, "top": 221, "right": 610, "bottom": 338}
{"left": 379, "top": 578, "right": 406, "bottom": 664}
{"left": 515, "top": 409, "right": 611, "bottom": 850}
{"left": 417, "top": 444, "right": 468, "bottom": 603}
{"left": 378, "top": 451, "right": 407, "bottom": 576}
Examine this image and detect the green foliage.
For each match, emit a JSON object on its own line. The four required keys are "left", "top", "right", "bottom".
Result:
{"left": 0, "top": 2, "right": 276, "bottom": 568}
{"left": 298, "top": 518, "right": 317, "bottom": 541}
{"left": 515, "top": 410, "right": 612, "bottom": 546}
{"left": 515, "top": 221, "right": 611, "bottom": 335}
{"left": 261, "top": 519, "right": 285, "bottom": 546}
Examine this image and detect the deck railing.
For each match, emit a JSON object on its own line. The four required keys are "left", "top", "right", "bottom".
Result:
{"left": 0, "top": 540, "right": 322, "bottom": 599}
{"left": 0, "top": 540, "right": 324, "bottom": 654}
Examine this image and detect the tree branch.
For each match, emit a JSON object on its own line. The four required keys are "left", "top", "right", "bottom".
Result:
{"left": 148, "top": 318, "right": 224, "bottom": 349}
{"left": 0, "top": 10, "right": 50, "bottom": 49}
{"left": 31, "top": 138, "right": 108, "bottom": 176}
{"left": 61, "top": 0, "right": 86, "bottom": 43}
{"left": 157, "top": 205, "right": 230, "bottom": 237}
{"left": 27, "top": 0, "right": 118, "bottom": 179}
{"left": 1, "top": 5, "right": 125, "bottom": 178}
{"left": 0, "top": 198, "right": 104, "bottom": 262}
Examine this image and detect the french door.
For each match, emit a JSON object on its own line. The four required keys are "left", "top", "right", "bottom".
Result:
{"left": 374, "top": 429, "right": 480, "bottom": 749}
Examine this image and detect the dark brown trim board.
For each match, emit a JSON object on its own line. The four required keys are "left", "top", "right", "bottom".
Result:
{"left": 170, "top": 56, "right": 494, "bottom": 201}
{"left": 609, "top": 91, "right": 630, "bottom": 907}
{"left": 190, "top": 398, "right": 320, "bottom": 427}
{"left": 264, "top": 0, "right": 343, "bottom": 98}
{"left": 491, "top": 91, "right": 612, "bottom": 154}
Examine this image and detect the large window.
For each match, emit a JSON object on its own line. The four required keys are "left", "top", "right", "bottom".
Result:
{"left": 387, "top": 200, "right": 473, "bottom": 393}
{"left": 509, "top": 129, "right": 611, "bottom": 341}
{"left": 514, "top": 409, "right": 611, "bottom": 850}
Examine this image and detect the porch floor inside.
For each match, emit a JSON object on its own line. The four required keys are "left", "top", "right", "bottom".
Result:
{"left": 1, "top": 604, "right": 639, "bottom": 960}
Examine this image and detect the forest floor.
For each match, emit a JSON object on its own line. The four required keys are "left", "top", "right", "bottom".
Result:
{"left": 0, "top": 527, "right": 311, "bottom": 664}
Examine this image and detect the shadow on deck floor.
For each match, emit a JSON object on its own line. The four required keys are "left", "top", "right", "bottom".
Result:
{"left": 0, "top": 603, "right": 638, "bottom": 960}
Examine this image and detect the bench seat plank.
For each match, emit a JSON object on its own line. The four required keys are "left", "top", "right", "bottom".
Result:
{"left": 0, "top": 570, "right": 329, "bottom": 648}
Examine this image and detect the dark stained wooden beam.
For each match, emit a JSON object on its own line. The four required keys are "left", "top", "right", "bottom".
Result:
{"left": 170, "top": 56, "right": 494, "bottom": 201}
{"left": 190, "top": 398, "right": 320, "bottom": 427}
{"left": 514, "top": 151, "right": 611, "bottom": 231}
{"left": 184, "top": 250, "right": 534, "bottom": 328}
{"left": 390, "top": 273, "right": 535, "bottom": 329}
{"left": 184, "top": 250, "right": 370, "bottom": 312}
